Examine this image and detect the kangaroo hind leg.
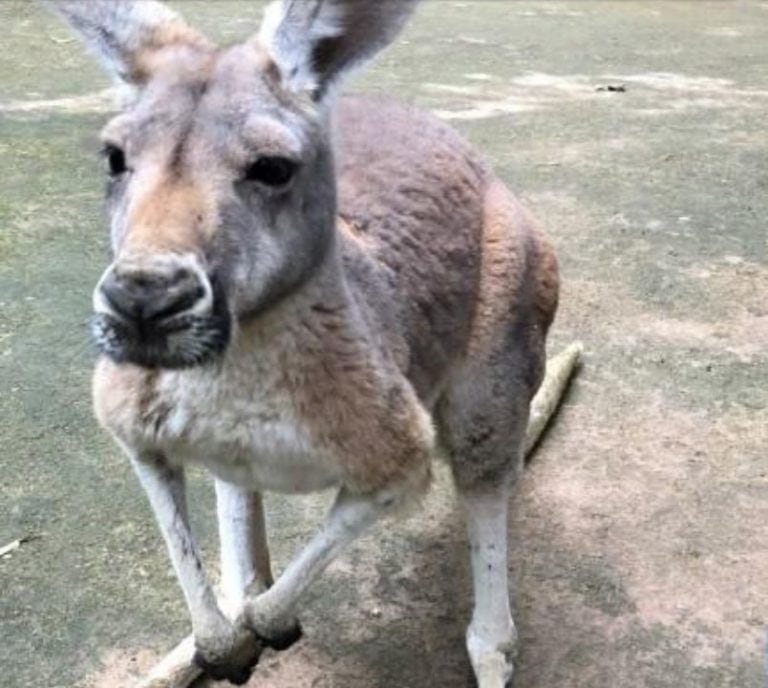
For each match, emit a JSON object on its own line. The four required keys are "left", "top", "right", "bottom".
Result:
{"left": 437, "top": 359, "right": 534, "bottom": 687}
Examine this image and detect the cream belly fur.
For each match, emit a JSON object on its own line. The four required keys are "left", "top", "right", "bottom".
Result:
{"left": 95, "top": 351, "right": 358, "bottom": 494}
{"left": 93, "top": 304, "right": 433, "bottom": 495}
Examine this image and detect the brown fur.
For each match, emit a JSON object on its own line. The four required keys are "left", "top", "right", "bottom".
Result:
{"left": 54, "top": 1, "right": 559, "bottom": 681}
{"left": 127, "top": 178, "right": 215, "bottom": 249}
{"left": 91, "top": 92, "right": 558, "bottom": 495}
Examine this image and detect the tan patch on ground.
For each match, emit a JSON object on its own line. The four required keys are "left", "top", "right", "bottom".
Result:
{"left": 80, "top": 638, "right": 363, "bottom": 688}
{"left": 430, "top": 71, "right": 768, "bottom": 120}
{"left": 514, "top": 376, "right": 768, "bottom": 681}
{"left": 630, "top": 313, "right": 768, "bottom": 362}
{"left": 81, "top": 649, "right": 161, "bottom": 688}
{"left": 0, "top": 88, "right": 116, "bottom": 114}
{"left": 679, "top": 259, "right": 768, "bottom": 317}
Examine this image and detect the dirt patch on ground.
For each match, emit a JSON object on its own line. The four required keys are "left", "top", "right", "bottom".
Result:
{"left": 0, "top": 89, "right": 115, "bottom": 115}
{"left": 81, "top": 650, "right": 160, "bottom": 688}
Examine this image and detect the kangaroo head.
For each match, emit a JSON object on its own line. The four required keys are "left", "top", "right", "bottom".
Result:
{"left": 49, "top": 0, "right": 417, "bottom": 369}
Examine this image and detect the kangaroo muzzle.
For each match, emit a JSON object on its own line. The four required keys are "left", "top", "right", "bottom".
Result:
{"left": 91, "top": 253, "right": 230, "bottom": 369}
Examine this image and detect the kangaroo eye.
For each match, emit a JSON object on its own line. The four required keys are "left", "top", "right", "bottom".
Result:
{"left": 244, "top": 156, "right": 297, "bottom": 187}
{"left": 102, "top": 145, "right": 127, "bottom": 177}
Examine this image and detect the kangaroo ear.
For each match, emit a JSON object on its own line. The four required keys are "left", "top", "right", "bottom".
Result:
{"left": 45, "top": 0, "right": 210, "bottom": 85}
{"left": 257, "top": 0, "right": 419, "bottom": 101}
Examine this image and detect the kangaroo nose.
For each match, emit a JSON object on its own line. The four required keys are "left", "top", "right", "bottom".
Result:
{"left": 99, "top": 267, "right": 206, "bottom": 323}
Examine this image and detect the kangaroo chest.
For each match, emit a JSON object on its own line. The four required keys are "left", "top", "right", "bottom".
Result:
{"left": 164, "top": 380, "right": 344, "bottom": 494}
{"left": 93, "top": 333, "right": 435, "bottom": 495}
{"left": 94, "top": 354, "right": 345, "bottom": 493}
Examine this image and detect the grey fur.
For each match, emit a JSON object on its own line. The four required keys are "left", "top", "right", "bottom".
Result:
{"left": 48, "top": 1, "right": 559, "bottom": 685}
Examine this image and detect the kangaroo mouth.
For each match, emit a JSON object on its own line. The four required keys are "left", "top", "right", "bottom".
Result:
{"left": 90, "top": 310, "right": 231, "bottom": 369}
{"left": 90, "top": 278, "right": 232, "bottom": 370}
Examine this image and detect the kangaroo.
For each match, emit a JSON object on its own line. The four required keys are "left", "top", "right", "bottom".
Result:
{"left": 48, "top": 1, "right": 559, "bottom": 686}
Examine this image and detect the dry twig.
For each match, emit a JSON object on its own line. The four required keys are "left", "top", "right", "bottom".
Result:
{"left": 0, "top": 535, "right": 40, "bottom": 558}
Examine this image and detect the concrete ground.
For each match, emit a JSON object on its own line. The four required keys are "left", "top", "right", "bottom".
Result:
{"left": 1, "top": 1, "right": 767, "bottom": 686}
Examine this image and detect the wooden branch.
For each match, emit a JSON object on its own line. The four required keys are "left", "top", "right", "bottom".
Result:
{"left": 136, "top": 342, "right": 583, "bottom": 687}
